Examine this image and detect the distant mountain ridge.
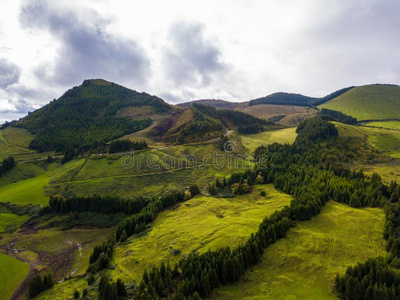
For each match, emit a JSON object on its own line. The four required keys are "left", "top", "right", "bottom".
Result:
{"left": 7, "top": 80, "right": 400, "bottom": 153}
{"left": 178, "top": 99, "right": 235, "bottom": 109}
{"left": 248, "top": 87, "right": 355, "bottom": 107}
{"left": 10, "top": 79, "right": 271, "bottom": 151}
{"left": 319, "top": 84, "right": 400, "bottom": 121}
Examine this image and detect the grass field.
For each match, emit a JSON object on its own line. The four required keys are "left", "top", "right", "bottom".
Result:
{"left": 336, "top": 123, "right": 400, "bottom": 158}
{"left": 214, "top": 201, "right": 386, "bottom": 300}
{"left": 0, "top": 227, "right": 114, "bottom": 282}
{"left": 0, "top": 127, "right": 53, "bottom": 162}
{"left": 35, "top": 276, "right": 92, "bottom": 300}
{"left": 0, "top": 174, "right": 49, "bottom": 206}
{"left": 319, "top": 84, "right": 400, "bottom": 121}
{"left": 236, "top": 104, "right": 317, "bottom": 126}
{"left": 0, "top": 213, "right": 29, "bottom": 233}
{"left": 333, "top": 122, "right": 400, "bottom": 183}
{"left": 366, "top": 121, "right": 400, "bottom": 130}
{"left": 0, "top": 252, "right": 30, "bottom": 300}
{"left": 45, "top": 140, "right": 250, "bottom": 198}
{"left": 0, "top": 139, "right": 252, "bottom": 203}
{"left": 111, "top": 185, "right": 292, "bottom": 283}
{"left": 0, "top": 126, "right": 296, "bottom": 202}
{"left": 240, "top": 127, "right": 297, "bottom": 153}
{"left": 0, "top": 162, "right": 46, "bottom": 187}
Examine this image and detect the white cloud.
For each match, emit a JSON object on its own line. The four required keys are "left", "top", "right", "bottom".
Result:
{"left": 0, "top": 0, "right": 400, "bottom": 122}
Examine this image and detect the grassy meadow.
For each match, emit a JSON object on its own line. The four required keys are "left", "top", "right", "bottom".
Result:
{"left": 0, "top": 127, "right": 53, "bottom": 162}
{"left": 366, "top": 121, "right": 400, "bottom": 130}
{"left": 336, "top": 123, "right": 400, "bottom": 157}
{"left": 0, "top": 253, "right": 30, "bottom": 300}
{"left": 111, "top": 185, "right": 292, "bottom": 283}
{"left": 319, "top": 84, "right": 400, "bottom": 121}
{"left": 0, "top": 126, "right": 297, "bottom": 205}
{"left": 214, "top": 201, "right": 386, "bottom": 299}
{"left": 0, "top": 213, "right": 29, "bottom": 233}
{"left": 240, "top": 127, "right": 297, "bottom": 153}
{"left": 0, "top": 227, "right": 114, "bottom": 282}
{"left": 35, "top": 276, "right": 92, "bottom": 300}
{"left": 0, "top": 174, "right": 50, "bottom": 206}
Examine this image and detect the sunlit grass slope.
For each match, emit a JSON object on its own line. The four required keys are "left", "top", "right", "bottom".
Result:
{"left": 111, "top": 185, "right": 292, "bottom": 283}
{"left": 336, "top": 123, "right": 400, "bottom": 158}
{"left": 0, "top": 127, "right": 53, "bottom": 161}
{"left": 214, "top": 201, "right": 386, "bottom": 300}
{"left": 0, "top": 227, "right": 114, "bottom": 282}
{"left": 319, "top": 84, "right": 400, "bottom": 121}
{"left": 0, "top": 174, "right": 49, "bottom": 206}
{"left": 240, "top": 127, "right": 297, "bottom": 153}
{"left": 0, "top": 253, "right": 30, "bottom": 300}
{"left": 0, "top": 213, "right": 29, "bottom": 233}
{"left": 35, "top": 277, "right": 92, "bottom": 300}
{"left": 367, "top": 121, "right": 400, "bottom": 130}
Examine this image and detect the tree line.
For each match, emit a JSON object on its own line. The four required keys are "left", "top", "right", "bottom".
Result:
{"left": 28, "top": 274, "right": 54, "bottom": 298}
{"left": 45, "top": 194, "right": 150, "bottom": 215}
{"left": 0, "top": 156, "right": 15, "bottom": 177}
{"left": 109, "top": 139, "right": 147, "bottom": 154}
{"left": 319, "top": 108, "right": 357, "bottom": 125}
{"left": 237, "top": 124, "right": 265, "bottom": 134}
{"left": 335, "top": 257, "right": 400, "bottom": 300}
{"left": 115, "top": 189, "right": 188, "bottom": 241}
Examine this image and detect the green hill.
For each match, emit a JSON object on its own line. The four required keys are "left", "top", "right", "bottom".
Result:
{"left": 319, "top": 84, "right": 400, "bottom": 121}
{"left": 155, "top": 103, "right": 271, "bottom": 144}
{"left": 248, "top": 87, "right": 354, "bottom": 107}
{"left": 249, "top": 92, "right": 318, "bottom": 106}
{"left": 5, "top": 79, "right": 273, "bottom": 151}
{"left": 15, "top": 79, "right": 171, "bottom": 152}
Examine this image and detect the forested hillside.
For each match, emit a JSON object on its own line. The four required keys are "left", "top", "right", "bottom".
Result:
{"left": 177, "top": 104, "right": 269, "bottom": 143}
{"left": 15, "top": 79, "right": 170, "bottom": 152}
{"left": 248, "top": 87, "right": 354, "bottom": 107}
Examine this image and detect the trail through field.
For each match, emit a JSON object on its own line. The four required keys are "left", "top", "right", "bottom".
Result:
{"left": 65, "top": 239, "right": 82, "bottom": 278}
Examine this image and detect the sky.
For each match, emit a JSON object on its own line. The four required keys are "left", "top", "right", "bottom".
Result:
{"left": 0, "top": 0, "right": 400, "bottom": 123}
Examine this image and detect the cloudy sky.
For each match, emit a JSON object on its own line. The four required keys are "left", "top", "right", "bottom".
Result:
{"left": 0, "top": 0, "right": 399, "bottom": 122}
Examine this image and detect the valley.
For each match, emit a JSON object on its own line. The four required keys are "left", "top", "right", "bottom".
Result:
{"left": 1, "top": 80, "right": 400, "bottom": 299}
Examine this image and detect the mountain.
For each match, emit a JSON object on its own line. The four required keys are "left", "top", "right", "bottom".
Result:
{"left": 319, "top": 84, "right": 400, "bottom": 121}
{"left": 150, "top": 103, "right": 271, "bottom": 144}
{"left": 249, "top": 92, "right": 318, "bottom": 106}
{"left": 177, "top": 99, "right": 236, "bottom": 109}
{"left": 248, "top": 87, "right": 354, "bottom": 107}
{"left": 9, "top": 81, "right": 400, "bottom": 153}
{"left": 9, "top": 79, "right": 272, "bottom": 151}
{"left": 176, "top": 88, "right": 354, "bottom": 126}
{"left": 14, "top": 79, "right": 171, "bottom": 152}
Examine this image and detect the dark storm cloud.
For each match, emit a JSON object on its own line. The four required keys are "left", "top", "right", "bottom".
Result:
{"left": 19, "top": 0, "right": 149, "bottom": 86}
{"left": 0, "top": 58, "right": 21, "bottom": 88}
{"left": 163, "top": 22, "right": 226, "bottom": 86}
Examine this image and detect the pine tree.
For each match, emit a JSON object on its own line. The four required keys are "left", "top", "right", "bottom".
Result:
{"left": 116, "top": 278, "right": 127, "bottom": 297}
{"left": 143, "top": 268, "right": 150, "bottom": 284}
{"left": 119, "top": 230, "right": 128, "bottom": 243}
{"left": 345, "top": 277, "right": 358, "bottom": 300}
